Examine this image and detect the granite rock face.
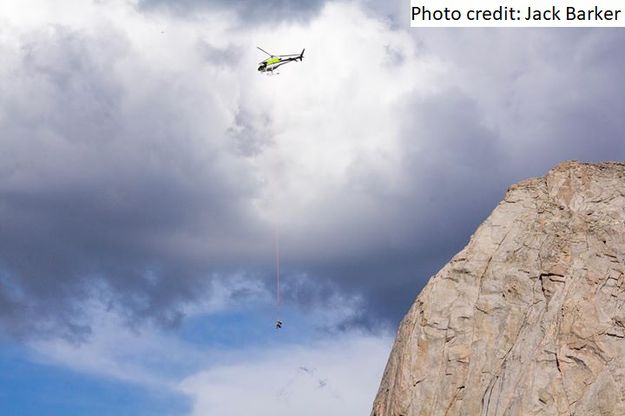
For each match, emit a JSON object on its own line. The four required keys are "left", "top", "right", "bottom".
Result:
{"left": 372, "top": 161, "right": 625, "bottom": 416}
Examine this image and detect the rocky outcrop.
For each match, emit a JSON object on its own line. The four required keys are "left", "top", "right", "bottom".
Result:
{"left": 372, "top": 161, "right": 625, "bottom": 416}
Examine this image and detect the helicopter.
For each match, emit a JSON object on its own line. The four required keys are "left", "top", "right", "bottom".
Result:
{"left": 257, "top": 47, "right": 305, "bottom": 74}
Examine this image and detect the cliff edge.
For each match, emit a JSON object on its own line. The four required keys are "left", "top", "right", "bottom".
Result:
{"left": 372, "top": 161, "right": 625, "bottom": 416}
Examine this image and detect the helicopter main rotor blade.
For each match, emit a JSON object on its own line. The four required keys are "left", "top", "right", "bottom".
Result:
{"left": 257, "top": 46, "right": 274, "bottom": 57}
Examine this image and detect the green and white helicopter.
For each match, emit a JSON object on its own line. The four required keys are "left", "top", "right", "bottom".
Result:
{"left": 257, "top": 47, "right": 305, "bottom": 74}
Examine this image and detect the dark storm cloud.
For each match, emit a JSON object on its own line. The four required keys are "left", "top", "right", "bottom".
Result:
{"left": 137, "top": 0, "right": 326, "bottom": 22}
{"left": 281, "top": 91, "right": 508, "bottom": 323}
{"left": 0, "top": 26, "right": 267, "bottom": 338}
{"left": 274, "top": 29, "right": 625, "bottom": 326}
{"left": 3, "top": 19, "right": 625, "bottom": 342}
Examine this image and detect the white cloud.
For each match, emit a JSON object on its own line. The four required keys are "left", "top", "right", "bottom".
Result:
{"left": 0, "top": 0, "right": 448, "bottom": 260}
{"left": 178, "top": 332, "right": 392, "bottom": 416}
{"left": 26, "top": 276, "right": 392, "bottom": 416}
{"left": 28, "top": 301, "right": 207, "bottom": 388}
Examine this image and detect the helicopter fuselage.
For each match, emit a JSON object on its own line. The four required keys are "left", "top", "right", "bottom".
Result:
{"left": 258, "top": 57, "right": 282, "bottom": 72}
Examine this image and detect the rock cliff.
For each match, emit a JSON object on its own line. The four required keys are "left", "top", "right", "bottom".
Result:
{"left": 372, "top": 161, "right": 625, "bottom": 416}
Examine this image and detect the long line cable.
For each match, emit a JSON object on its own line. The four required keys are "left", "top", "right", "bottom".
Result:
{"left": 264, "top": 61, "right": 282, "bottom": 326}
{"left": 275, "top": 225, "right": 280, "bottom": 310}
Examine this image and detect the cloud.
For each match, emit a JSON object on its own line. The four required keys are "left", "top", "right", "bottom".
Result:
{"left": 415, "top": 28, "right": 625, "bottom": 170}
{"left": 25, "top": 276, "right": 271, "bottom": 385}
{"left": 0, "top": 4, "right": 269, "bottom": 336}
{"left": 1, "top": 0, "right": 625, "bottom": 342}
{"left": 178, "top": 332, "right": 391, "bottom": 416}
{"left": 25, "top": 284, "right": 391, "bottom": 415}
{"left": 0, "top": 0, "right": 439, "bottom": 337}
{"left": 136, "top": 0, "right": 326, "bottom": 22}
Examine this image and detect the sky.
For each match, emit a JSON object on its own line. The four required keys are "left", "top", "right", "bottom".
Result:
{"left": 1, "top": 0, "right": 625, "bottom": 414}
